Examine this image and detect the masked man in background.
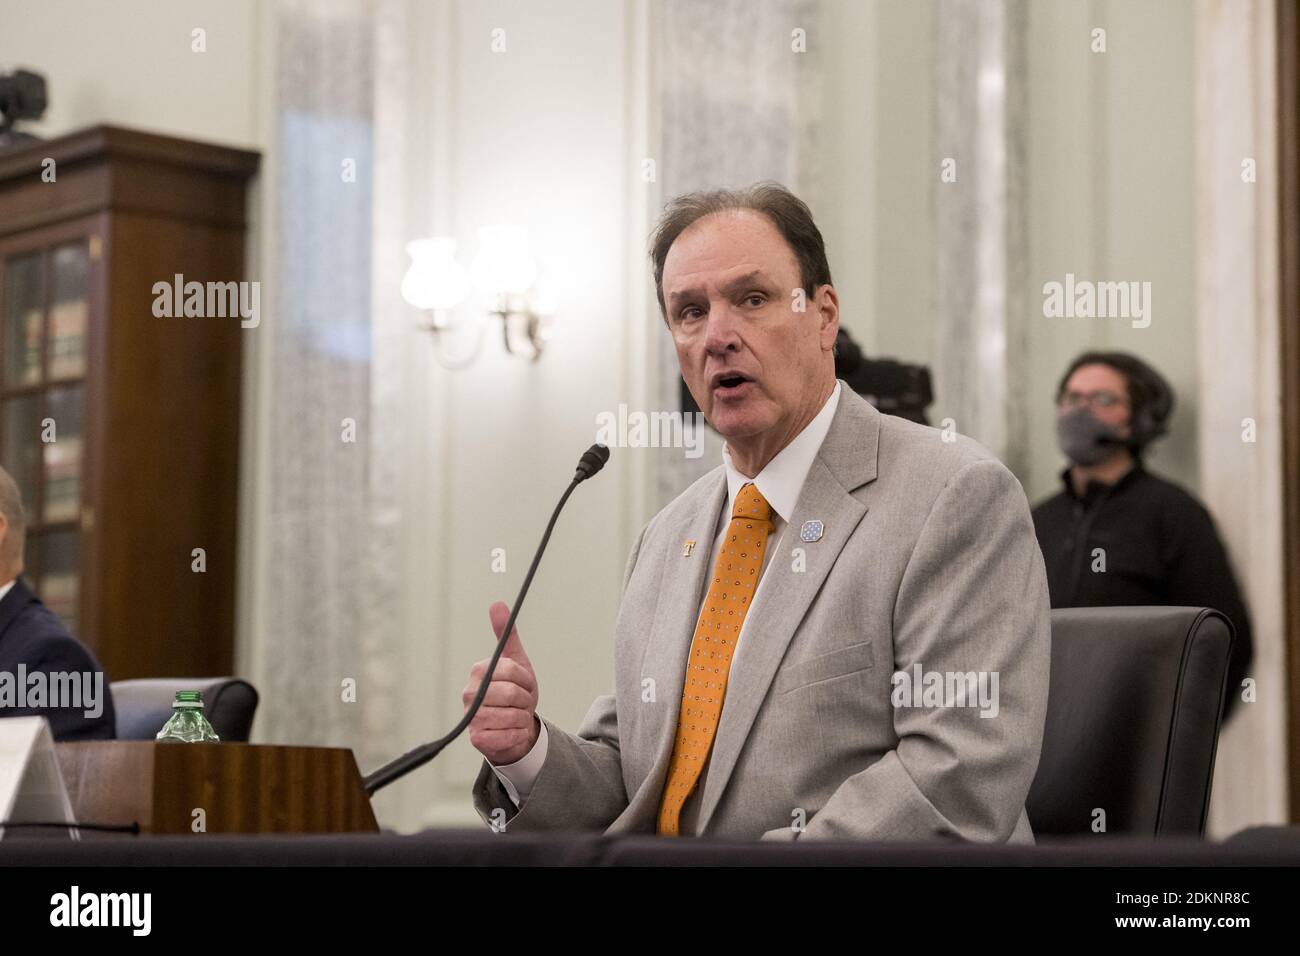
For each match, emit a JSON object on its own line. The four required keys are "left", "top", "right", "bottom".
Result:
{"left": 1031, "top": 351, "right": 1252, "bottom": 721}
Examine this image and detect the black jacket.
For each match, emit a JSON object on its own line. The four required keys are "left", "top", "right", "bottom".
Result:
{"left": 0, "top": 577, "right": 115, "bottom": 740}
{"left": 1032, "top": 462, "right": 1253, "bottom": 721}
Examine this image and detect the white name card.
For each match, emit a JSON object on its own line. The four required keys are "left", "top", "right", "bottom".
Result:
{"left": 0, "top": 716, "right": 77, "bottom": 840}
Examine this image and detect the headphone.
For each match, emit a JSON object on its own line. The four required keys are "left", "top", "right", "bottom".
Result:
{"left": 1124, "top": 358, "right": 1175, "bottom": 450}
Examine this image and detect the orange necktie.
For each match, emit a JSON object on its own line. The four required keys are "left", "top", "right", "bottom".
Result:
{"left": 657, "top": 482, "right": 773, "bottom": 836}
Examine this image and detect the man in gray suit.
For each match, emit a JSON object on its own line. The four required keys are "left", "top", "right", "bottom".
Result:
{"left": 466, "top": 182, "right": 1051, "bottom": 842}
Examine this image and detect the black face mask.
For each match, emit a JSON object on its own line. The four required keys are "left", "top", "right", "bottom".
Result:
{"left": 1056, "top": 406, "right": 1128, "bottom": 466}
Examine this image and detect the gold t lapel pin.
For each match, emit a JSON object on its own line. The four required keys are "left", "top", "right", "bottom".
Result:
{"left": 682, "top": 539, "right": 696, "bottom": 557}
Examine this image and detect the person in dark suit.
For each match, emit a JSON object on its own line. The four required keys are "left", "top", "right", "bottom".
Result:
{"left": 0, "top": 466, "right": 114, "bottom": 740}
{"left": 1031, "top": 352, "right": 1253, "bottom": 723}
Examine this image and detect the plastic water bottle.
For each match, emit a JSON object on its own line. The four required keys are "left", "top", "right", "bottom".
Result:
{"left": 155, "top": 690, "right": 221, "bottom": 742}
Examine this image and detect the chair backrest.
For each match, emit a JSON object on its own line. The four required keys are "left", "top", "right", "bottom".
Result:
{"left": 1027, "top": 607, "right": 1232, "bottom": 838}
{"left": 111, "top": 677, "right": 259, "bottom": 742}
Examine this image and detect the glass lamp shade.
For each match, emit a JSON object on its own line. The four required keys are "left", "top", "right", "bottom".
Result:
{"left": 531, "top": 272, "right": 559, "bottom": 317}
{"left": 469, "top": 225, "right": 538, "bottom": 298}
{"left": 401, "top": 238, "right": 471, "bottom": 311}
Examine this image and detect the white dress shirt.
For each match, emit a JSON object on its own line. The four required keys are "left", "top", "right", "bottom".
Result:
{"left": 488, "top": 381, "right": 843, "bottom": 810}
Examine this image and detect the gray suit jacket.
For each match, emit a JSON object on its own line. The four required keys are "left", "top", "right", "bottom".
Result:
{"left": 473, "top": 381, "right": 1051, "bottom": 842}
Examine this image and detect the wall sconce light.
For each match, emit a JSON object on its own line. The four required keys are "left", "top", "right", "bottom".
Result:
{"left": 402, "top": 226, "right": 555, "bottom": 369}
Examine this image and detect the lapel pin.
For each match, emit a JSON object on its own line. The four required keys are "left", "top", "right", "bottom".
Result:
{"left": 682, "top": 539, "right": 696, "bottom": 557}
{"left": 800, "top": 520, "right": 824, "bottom": 543}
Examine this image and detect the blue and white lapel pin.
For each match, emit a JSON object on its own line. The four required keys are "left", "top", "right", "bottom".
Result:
{"left": 799, "top": 519, "right": 824, "bottom": 543}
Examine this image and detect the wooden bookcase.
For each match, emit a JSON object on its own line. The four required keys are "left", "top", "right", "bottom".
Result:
{"left": 0, "top": 125, "right": 259, "bottom": 680}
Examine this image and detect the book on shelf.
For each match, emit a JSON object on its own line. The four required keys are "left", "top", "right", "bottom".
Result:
{"left": 39, "top": 572, "right": 79, "bottom": 632}
{"left": 42, "top": 435, "right": 82, "bottom": 522}
{"left": 6, "top": 307, "right": 42, "bottom": 386}
{"left": 48, "top": 300, "right": 87, "bottom": 379}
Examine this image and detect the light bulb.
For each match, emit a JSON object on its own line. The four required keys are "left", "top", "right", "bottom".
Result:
{"left": 401, "top": 238, "right": 471, "bottom": 310}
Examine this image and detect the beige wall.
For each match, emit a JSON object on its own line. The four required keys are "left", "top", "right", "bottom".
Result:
{"left": 0, "top": 0, "right": 262, "bottom": 149}
{"left": 403, "top": 0, "right": 651, "bottom": 828}
{"left": 816, "top": 0, "right": 1199, "bottom": 505}
{"left": 1024, "top": 0, "right": 1198, "bottom": 504}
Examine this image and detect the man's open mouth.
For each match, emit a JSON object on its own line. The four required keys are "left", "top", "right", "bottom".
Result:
{"left": 712, "top": 374, "right": 754, "bottom": 398}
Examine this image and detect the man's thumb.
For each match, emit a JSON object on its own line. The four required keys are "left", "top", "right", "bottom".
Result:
{"left": 488, "top": 601, "right": 530, "bottom": 664}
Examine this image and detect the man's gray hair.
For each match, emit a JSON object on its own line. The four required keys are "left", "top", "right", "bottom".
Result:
{"left": 649, "top": 180, "right": 834, "bottom": 320}
{"left": 0, "top": 466, "right": 26, "bottom": 566}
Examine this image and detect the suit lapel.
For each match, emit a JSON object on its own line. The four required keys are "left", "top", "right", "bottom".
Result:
{"left": 616, "top": 469, "right": 728, "bottom": 829}
{"left": 696, "top": 385, "right": 881, "bottom": 832}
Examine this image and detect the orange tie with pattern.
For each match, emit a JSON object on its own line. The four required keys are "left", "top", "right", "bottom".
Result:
{"left": 657, "top": 481, "right": 773, "bottom": 836}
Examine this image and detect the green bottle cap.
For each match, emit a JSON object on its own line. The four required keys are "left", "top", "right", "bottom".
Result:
{"left": 174, "top": 690, "right": 204, "bottom": 704}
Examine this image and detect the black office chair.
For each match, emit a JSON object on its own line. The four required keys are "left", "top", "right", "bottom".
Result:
{"left": 111, "top": 677, "right": 259, "bottom": 742}
{"left": 1027, "top": 607, "right": 1233, "bottom": 838}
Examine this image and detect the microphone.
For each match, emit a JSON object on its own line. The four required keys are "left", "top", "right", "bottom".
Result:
{"left": 362, "top": 443, "right": 611, "bottom": 795}
{"left": 574, "top": 443, "right": 610, "bottom": 482}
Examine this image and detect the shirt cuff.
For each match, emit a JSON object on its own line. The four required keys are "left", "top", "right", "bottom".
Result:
{"left": 488, "top": 716, "right": 547, "bottom": 807}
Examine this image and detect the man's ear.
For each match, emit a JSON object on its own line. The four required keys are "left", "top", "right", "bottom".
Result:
{"left": 816, "top": 285, "right": 840, "bottom": 350}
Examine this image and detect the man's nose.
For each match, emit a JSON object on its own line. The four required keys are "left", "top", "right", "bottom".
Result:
{"left": 702, "top": 302, "right": 741, "bottom": 353}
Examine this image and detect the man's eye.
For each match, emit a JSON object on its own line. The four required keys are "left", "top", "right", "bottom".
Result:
{"left": 680, "top": 307, "right": 702, "bottom": 321}
{"left": 745, "top": 294, "right": 765, "bottom": 307}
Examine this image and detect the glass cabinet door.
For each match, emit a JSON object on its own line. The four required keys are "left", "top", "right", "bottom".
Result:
{"left": 0, "top": 238, "right": 91, "bottom": 636}
{"left": 1, "top": 393, "right": 41, "bottom": 512}
{"left": 37, "top": 529, "right": 80, "bottom": 632}
{"left": 3, "top": 253, "right": 42, "bottom": 388}
{"left": 49, "top": 244, "right": 89, "bottom": 380}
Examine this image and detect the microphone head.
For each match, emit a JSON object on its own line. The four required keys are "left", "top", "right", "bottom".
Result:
{"left": 575, "top": 443, "right": 610, "bottom": 481}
